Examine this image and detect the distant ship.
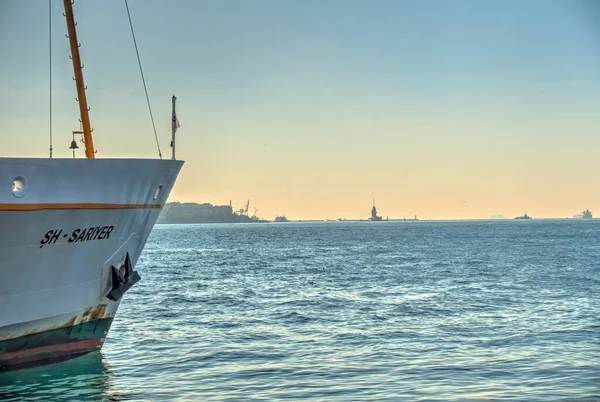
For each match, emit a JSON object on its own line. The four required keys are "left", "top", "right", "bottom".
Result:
{"left": 274, "top": 216, "right": 289, "bottom": 222}
{"left": 574, "top": 209, "right": 593, "bottom": 219}
{"left": 514, "top": 213, "right": 532, "bottom": 220}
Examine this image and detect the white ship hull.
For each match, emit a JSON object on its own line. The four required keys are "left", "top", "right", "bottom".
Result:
{"left": 0, "top": 158, "right": 183, "bottom": 370}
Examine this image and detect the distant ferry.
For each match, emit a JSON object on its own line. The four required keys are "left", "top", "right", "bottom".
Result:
{"left": 574, "top": 210, "right": 593, "bottom": 219}
{"left": 274, "top": 216, "right": 289, "bottom": 223}
{"left": 514, "top": 213, "right": 532, "bottom": 220}
{"left": 0, "top": 3, "right": 183, "bottom": 370}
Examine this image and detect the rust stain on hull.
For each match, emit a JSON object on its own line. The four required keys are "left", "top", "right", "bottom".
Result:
{"left": 80, "top": 304, "right": 107, "bottom": 323}
{"left": 0, "top": 304, "right": 111, "bottom": 341}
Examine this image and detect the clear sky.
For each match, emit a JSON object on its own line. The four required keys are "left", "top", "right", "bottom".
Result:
{"left": 2, "top": 0, "right": 600, "bottom": 220}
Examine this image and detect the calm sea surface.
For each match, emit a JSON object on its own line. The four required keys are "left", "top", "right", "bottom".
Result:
{"left": 1, "top": 221, "right": 599, "bottom": 401}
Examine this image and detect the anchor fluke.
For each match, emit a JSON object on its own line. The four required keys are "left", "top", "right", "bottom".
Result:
{"left": 106, "top": 252, "right": 141, "bottom": 301}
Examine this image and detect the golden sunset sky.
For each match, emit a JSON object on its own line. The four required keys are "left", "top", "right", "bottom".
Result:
{"left": 2, "top": 0, "right": 600, "bottom": 220}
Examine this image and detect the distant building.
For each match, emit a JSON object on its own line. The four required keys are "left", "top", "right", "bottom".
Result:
{"left": 369, "top": 200, "right": 383, "bottom": 221}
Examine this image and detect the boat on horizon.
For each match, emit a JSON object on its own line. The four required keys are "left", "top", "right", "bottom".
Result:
{"left": 274, "top": 215, "right": 289, "bottom": 222}
{"left": 573, "top": 209, "right": 593, "bottom": 219}
{"left": 0, "top": 1, "right": 183, "bottom": 370}
{"left": 514, "top": 213, "right": 532, "bottom": 220}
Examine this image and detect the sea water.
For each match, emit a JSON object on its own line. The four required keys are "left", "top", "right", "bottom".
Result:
{"left": 0, "top": 221, "right": 598, "bottom": 401}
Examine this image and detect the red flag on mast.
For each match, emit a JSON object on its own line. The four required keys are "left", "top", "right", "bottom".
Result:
{"left": 171, "top": 96, "right": 180, "bottom": 135}
{"left": 171, "top": 95, "right": 180, "bottom": 160}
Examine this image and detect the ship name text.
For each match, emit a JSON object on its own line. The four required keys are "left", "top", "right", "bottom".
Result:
{"left": 39, "top": 226, "right": 115, "bottom": 248}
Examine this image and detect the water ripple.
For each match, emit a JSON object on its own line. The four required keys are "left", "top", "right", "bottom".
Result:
{"left": 1, "top": 221, "right": 599, "bottom": 401}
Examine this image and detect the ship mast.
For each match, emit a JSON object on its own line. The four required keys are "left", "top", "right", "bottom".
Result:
{"left": 63, "top": 0, "right": 95, "bottom": 159}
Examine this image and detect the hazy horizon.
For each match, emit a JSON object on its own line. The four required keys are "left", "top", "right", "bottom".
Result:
{"left": 161, "top": 200, "right": 589, "bottom": 221}
{"left": 2, "top": 0, "right": 600, "bottom": 220}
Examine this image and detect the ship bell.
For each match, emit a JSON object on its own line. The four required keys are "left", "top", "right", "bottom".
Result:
{"left": 69, "top": 139, "right": 79, "bottom": 150}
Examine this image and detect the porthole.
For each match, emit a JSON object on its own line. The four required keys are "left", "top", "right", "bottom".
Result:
{"left": 153, "top": 184, "right": 163, "bottom": 200}
{"left": 12, "top": 176, "right": 26, "bottom": 198}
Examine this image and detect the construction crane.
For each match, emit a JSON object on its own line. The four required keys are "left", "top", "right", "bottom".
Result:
{"left": 237, "top": 199, "right": 250, "bottom": 216}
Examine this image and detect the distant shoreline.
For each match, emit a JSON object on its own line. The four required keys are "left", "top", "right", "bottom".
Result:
{"left": 157, "top": 217, "right": 596, "bottom": 225}
{"left": 158, "top": 203, "right": 595, "bottom": 224}
{"left": 157, "top": 202, "right": 268, "bottom": 224}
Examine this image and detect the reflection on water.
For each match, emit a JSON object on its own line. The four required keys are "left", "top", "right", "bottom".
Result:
{"left": 0, "top": 352, "right": 119, "bottom": 401}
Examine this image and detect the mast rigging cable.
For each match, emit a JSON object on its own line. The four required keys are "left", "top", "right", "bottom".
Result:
{"left": 49, "top": 0, "right": 53, "bottom": 158}
{"left": 125, "top": 0, "right": 162, "bottom": 159}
